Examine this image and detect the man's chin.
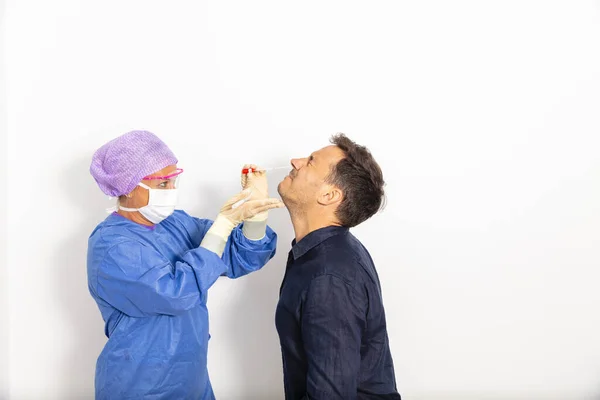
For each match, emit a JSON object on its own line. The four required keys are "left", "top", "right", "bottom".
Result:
{"left": 277, "top": 187, "right": 290, "bottom": 207}
{"left": 277, "top": 180, "right": 288, "bottom": 196}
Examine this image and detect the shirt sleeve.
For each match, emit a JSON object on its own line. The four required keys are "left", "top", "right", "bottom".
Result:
{"left": 220, "top": 223, "right": 278, "bottom": 279}
{"left": 301, "top": 274, "right": 366, "bottom": 400}
{"left": 184, "top": 213, "right": 278, "bottom": 279}
{"left": 95, "top": 240, "right": 227, "bottom": 317}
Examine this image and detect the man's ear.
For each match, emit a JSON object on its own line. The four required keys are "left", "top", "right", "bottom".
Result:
{"left": 317, "top": 185, "right": 343, "bottom": 206}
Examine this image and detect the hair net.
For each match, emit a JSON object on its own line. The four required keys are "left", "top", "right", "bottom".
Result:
{"left": 90, "top": 130, "right": 178, "bottom": 197}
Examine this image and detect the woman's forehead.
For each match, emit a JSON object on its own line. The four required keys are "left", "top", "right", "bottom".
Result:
{"left": 148, "top": 164, "right": 178, "bottom": 178}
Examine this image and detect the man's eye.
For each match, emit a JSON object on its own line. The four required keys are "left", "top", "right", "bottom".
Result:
{"left": 159, "top": 181, "right": 168, "bottom": 188}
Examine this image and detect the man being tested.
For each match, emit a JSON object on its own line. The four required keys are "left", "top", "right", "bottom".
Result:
{"left": 276, "top": 133, "right": 401, "bottom": 399}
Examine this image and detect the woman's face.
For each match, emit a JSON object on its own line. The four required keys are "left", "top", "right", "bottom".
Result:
{"left": 120, "top": 164, "right": 180, "bottom": 208}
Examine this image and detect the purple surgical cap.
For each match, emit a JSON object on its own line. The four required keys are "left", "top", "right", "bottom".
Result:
{"left": 90, "top": 130, "right": 178, "bottom": 197}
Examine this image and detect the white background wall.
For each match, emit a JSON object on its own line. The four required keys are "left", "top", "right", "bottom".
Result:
{"left": 1, "top": 0, "right": 9, "bottom": 398}
{"left": 3, "top": 1, "right": 600, "bottom": 399}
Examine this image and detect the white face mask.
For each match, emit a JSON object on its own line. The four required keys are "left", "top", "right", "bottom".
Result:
{"left": 119, "top": 182, "right": 178, "bottom": 224}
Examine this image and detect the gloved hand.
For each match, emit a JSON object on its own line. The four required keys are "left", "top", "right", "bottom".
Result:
{"left": 240, "top": 164, "right": 269, "bottom": 216}
{"left": 219, "top": 188, "right": 281, "bottom": 224}
{"left": 240, "top": 164, "right": 275, "bottom": 240}
{"left": 200, "top": 189, "right": 284, "bottom": 256}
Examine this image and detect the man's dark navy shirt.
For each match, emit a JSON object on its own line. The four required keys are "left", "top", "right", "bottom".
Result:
{"left": 275, "top": 225, "right": 401, "bottom": 400}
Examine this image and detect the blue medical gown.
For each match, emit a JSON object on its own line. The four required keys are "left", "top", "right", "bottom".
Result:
{"left": 87, "top": 211, "right": 277, "bottom": 399}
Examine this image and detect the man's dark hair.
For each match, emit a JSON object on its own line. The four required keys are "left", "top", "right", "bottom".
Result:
{"left": 326, "top": 133, "right": 385, "bottom": 227}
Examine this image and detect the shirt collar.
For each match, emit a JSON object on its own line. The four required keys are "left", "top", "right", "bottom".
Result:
{"left": 291, "top": 225, "right": 349, "bottom": 260}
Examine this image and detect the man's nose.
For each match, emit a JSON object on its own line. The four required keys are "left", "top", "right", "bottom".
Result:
{"left": 290, "top": 158, "right": 307, "bottom": 170}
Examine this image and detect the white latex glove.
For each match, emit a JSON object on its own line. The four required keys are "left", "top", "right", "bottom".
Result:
{"left": 240, "top": 164, "right": 269, "bottom": 220}
{"left": 241, "top": 164, "right": 268, "bottom": 196}
{"left": 240, "top": 164, "right": 275, "bottom": 240}
{"left": 200, "top": 189, "right": 283, "bottom": 256}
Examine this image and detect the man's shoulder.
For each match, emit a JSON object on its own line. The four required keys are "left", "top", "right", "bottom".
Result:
{"left": 310, "top": 232, "right": 377, "bottom": 285}
{"left": 319, "top": 231, "right": 372, "bottom": 264}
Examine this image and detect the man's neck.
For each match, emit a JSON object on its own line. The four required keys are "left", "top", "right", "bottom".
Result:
{"left": 289, "top": 208, "right": 341, "bottom": 243}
